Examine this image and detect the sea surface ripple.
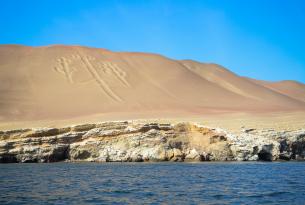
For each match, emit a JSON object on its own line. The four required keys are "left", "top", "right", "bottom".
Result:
{"left": 0, "top": 162, "right": 305, "bottom": 204}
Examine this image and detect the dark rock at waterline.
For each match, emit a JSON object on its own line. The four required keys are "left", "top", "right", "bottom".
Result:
{"left": 0, "top": 154, "right": 17, "bottom": 163}
{"left": 258, "top": 145, "right": 273, "bottom": 161}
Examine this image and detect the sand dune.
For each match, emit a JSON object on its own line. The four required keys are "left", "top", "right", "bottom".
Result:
{"left": 248, "top": 78, "right": 305, "bottom": 103}
{"left": 0, "top": 44, "right": 305, "bottom": 122}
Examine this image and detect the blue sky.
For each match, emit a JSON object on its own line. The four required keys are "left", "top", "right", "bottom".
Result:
{"left": 1, "top": 0, "right": 305, "bottom": 83}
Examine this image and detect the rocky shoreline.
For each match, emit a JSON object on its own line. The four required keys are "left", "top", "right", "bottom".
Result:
{"left": 0, "top": 121, "right": 304, "bottom": 163}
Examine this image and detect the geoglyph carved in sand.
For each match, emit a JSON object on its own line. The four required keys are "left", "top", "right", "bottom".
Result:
{"left": 53, "top": 57, "right": 76, "bottom": 84}
{"left": 98, "top": 62, "right": 130, "bottom": 87}
{"left": 53, "top": 54, "right": 130, "bottom": 102}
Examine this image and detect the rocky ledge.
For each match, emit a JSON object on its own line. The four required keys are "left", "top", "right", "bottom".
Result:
{"left": 0, "top": 121, "right": 304, "bottom": 163}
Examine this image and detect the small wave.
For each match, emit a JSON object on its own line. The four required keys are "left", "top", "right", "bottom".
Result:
{"left": 247, "top": 191, "right": 289, "bottom": 198}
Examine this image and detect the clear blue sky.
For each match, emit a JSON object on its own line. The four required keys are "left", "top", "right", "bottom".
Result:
{"left": 1, "top": 0, "right": 305, "bottom": 83}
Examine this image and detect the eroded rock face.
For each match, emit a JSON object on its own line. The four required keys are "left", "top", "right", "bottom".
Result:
{"left": 227, "top": 128, "right": 305, "bottom": 161}
{"left": 0, "top": 121, "right": 304, "bottom": 163}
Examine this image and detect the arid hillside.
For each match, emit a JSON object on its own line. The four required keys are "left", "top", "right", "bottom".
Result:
{"left": 1, "top": 45, "right": 305, "bottom": 122}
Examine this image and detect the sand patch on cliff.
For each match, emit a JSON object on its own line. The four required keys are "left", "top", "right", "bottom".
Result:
{"left": 1, "top": 111, "right": 304, "bottom": 136}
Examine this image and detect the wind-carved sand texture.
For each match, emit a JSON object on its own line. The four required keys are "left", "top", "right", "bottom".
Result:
{"left": 181, "top": 62, "right": 261, "bottom": 100}
{"left": 0, "top": 44, "right": 305, "bottom": 125}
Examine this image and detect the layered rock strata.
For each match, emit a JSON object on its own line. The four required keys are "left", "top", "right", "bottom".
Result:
{"left": 0, "top": 121, "right": 304, "bottom": 163}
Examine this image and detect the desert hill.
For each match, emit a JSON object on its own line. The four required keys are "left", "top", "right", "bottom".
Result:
{"left": 247, "top": 78, "right": 305, "bottom": 103}
{"left": 0, "top": 44, "right": 305, "bottom": 122}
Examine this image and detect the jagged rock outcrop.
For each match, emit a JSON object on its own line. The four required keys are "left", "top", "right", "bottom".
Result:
{"left": 227, "top": 128, "right": 305, "bottom": 161}
{"left": 0, "top": 121, "right": 304, "bottom": 163}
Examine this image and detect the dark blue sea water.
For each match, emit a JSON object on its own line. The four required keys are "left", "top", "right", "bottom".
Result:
{"left": 0, "top": 162, "right": 305, "bottom": 205}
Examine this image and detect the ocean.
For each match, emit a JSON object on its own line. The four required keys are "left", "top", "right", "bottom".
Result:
{"left": 0, "top": 162, "right": 304, "bottom": 204}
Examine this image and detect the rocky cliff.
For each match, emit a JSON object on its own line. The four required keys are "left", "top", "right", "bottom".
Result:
{"left": 0, "top": 121, "right": 304, "bottom": 163}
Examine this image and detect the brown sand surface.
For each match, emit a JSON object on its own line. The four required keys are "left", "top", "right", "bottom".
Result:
{"left": 1, "top": 111, "right": 304, "bottom": 135}
{"left": 248, "top": 78, "right": 305, "bottom": 103}
{"left": 0, "top": 45, "right": 305, "bottom": 130}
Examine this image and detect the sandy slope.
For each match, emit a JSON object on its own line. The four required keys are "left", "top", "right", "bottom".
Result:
{"left": 0, "top": 44, "right": 305, "bottom": 125}
{"left": 248, "top": 78, "right": 305, "bottom": 103}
